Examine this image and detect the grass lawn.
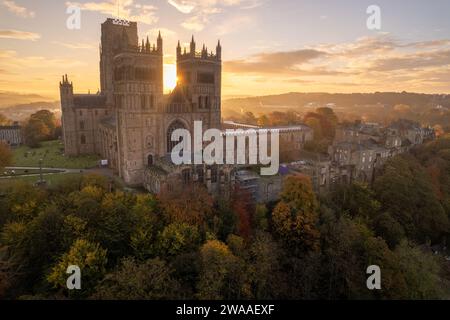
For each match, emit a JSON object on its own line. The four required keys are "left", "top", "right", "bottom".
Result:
{"left": 12, "top": 140, "right": 100, "bottom": 169}
{"left": 0, "top": 172, "right": 84, "bottom": 187}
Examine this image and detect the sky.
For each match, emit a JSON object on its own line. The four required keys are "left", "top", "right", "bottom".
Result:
{"left": 1, "top": 0, "right": 450, "bottom": 101}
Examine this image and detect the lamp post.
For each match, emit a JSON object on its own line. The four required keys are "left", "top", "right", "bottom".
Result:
{"left": 39, "top": 158, "right": 43, "bottom": 184}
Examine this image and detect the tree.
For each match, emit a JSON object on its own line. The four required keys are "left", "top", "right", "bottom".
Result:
{"left": 393, "top": 241, "right": 445, "bottom": 299}
{"left": 92, "top": 257, "right": 181, "bottom": 299}
{"left": 23, "top": 117, "right": 50, "bottom": 148}
{"left": 156, "top": 223, "right": 201, "bottom": 257}
{"left": 257, "top": 114, "right": 270, "bottom": 127}
{"left": 160, "top": 184, "right": 214, "bottom": 227}
{"left": 374, "top": 155, "right": 449, "bottom": 243}
{"left": 247, "top": 231, "right": 285, "bottom": 299}
{"left": 272, "top": 175, "right": 321, "bottom": 254}
{"left": 0, "top": 142, "right": 12, "bottom": 172}
{"left": 30, "top": 110, "right": 56, "bottom": 138}
{"left": 47, "top": 239, "right": 107, "bottom": 298}
{"left": 329, "top": 182, "right": 381, "bottom": 220}
{"left": 0, "top": 113, "right": 11, "bottom": 126}
{"left": 196, "top": 240, "right": 239, "bottom": 299}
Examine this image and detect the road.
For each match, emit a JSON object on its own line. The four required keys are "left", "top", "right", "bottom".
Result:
{"left": 1, "top": 166, "right": 115, "bottom": 179}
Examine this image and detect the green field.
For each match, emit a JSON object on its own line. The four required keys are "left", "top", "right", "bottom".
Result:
{"left": 0, "top": 172, "right": 84, "bottom": 187}
{"left": 12, "top": 140, "right": 100, "bottom": 169}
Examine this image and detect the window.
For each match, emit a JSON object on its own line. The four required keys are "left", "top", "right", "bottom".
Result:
{"left": 198, "top": 96, "right": 202, "bottom": 109}
{"left": 182, "top": 169, "right": 191, "bottom": 184}
{"left": 166, "top": 120, "right": 186, "bottom": 153}
{"left": 79, "top": 121, "right": 85, "bottom": 130}
{"left": 80, "top": 134, "right": 86, "bottom": 144}
{"left": 197, "top": 72, "right": 215, "bottom": 84}
{"left": 79, "top": 110, "right": 83, "bottom": 116}
{"left": 147, "top": 154, "right": 154, "bottom": 167}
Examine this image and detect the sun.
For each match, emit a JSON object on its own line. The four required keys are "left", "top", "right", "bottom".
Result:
{"left": 164, "top": 64, "right": 177, "bottom": 92}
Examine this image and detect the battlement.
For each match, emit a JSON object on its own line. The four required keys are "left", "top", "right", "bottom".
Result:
{"left": 177, "top": 36, "right": 221, "bottom": 62}
{"left": 103, "top": 18, "right": 137, "bottom": 28}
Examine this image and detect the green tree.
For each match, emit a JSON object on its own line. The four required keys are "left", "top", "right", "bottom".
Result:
{"left": 374, "top": 155, "right": 449, "bottom": 243}
{"left": 156, "top": 223, "right": 201, "bottom": 257}
{"left": 92, "top": 257, "right": 181, "bottom": 299}
{"left": 47, "top": 239, "right": 107, "bottom": 297}
{"left": 196, "top": 240, "right": 239, "bottom": 299}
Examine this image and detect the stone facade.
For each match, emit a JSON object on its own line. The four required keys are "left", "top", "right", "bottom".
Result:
{"left": 61, "top": 18, "right": 224, "bottom": 192}
{"left": 0, "top": 123, "right": 22, "bottom": 146}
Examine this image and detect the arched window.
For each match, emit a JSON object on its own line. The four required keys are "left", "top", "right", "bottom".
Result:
{"left": 167, "top": 120, "right": 186, "bottom": 153}
{"left": 80, "top": 134, "right": 86, "bottom": 144}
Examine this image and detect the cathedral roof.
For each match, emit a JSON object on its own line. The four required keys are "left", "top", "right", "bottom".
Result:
{"left": 73, "top": 94, "right": 107, "bottom": 108}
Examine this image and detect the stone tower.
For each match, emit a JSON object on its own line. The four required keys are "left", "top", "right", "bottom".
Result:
{"left": 175, "top": 36, "right": 222, "bottom": 130}
{"left": 112, "top": 23, "right": 164, "bottom": 185}
{"left": 60, "top": 75, "right": 76, "bottom": 155}
{"left": 100, "top": 19, "right": 139, "bottom": 106}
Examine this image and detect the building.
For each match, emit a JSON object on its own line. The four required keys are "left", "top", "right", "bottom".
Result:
{"left": 328, "top": 119, "right": 433, "bottom": 187}
{"left": 62, "top": 18, "right": 309, "bottom": 199}
{"left": 0, "top": 122, "right": 22, "bottom": 146}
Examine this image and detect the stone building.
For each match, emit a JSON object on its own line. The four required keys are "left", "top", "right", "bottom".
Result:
{"left": 61, "top": 18, "right": 316, "bottom": 198}
{"left": 0, "top": 122, "right": 22, "bottom": 146}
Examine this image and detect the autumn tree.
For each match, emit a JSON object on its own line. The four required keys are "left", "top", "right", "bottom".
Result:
{"left": 92, "top": 257, "right": 181, "bottom": 299}
{"left": 23, "top": 117, "right": 50, "bottom": 148}
{"left": 196, "top": 240, "right": 240, "bottom": 299}
{"left": 30, "top": 110, "right": 56, "bottom": 137}
{"left": 47, "top": 239, "right": 107, "bottom": 298}
{"left": 272, "top": 175, "right": 320, "bottom": 253}
{"left": 0, "top": 113, "right": 11, "bottom": 126}
{"left": 0, "top": 142, "right": 12, "bottom": 172}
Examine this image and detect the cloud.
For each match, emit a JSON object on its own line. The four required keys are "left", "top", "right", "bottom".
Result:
{"left": 51, "top": 41, "right": 97, "bottom": 50}
{"left": 0, "top": 29, "right": 41, "bottom": 41}
{"left": 145, "top": 27, "right": 177, "bottom": 39}
{"left": 66, "top": 0, "right": 158, "bottom": 25}
{"left": 168, "top": 0, "right": 264, "bottom": 31}
{"left": 181, "top": 15, "right": 208, "bottom": 31}
{"left": 225, "top": 49, "right": 327, "bottom": 74}
{"left": 2, "top": 0, "right": 35, "bottom": 18}
{"left": 168, "top": 0, "right": 195, "bottom": 14}
{"left": 223, "top": 35, "right": 450, "bottom": 94}
{"left": 215, "top": 15, "right": 255, "bottom": 36}
{"left": 369, "top": 49, "right": 450, "bottom": 72}
{"left": 0, "top": 50, "right": 86, "bottom": 70}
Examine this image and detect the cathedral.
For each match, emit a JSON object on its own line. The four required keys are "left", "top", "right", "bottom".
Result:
{"left": 60, "top": 18, "right": 312, "bottom": 197}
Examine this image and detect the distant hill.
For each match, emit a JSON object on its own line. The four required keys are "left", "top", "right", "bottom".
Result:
{"left": 223, "top": 92, "right": 450, "bottom": 111}
{"left": 0, "top": 101, "right": 61, "bottom": 122}
{"left": 0, "top": 91, "right": 53, "bottom": 108}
